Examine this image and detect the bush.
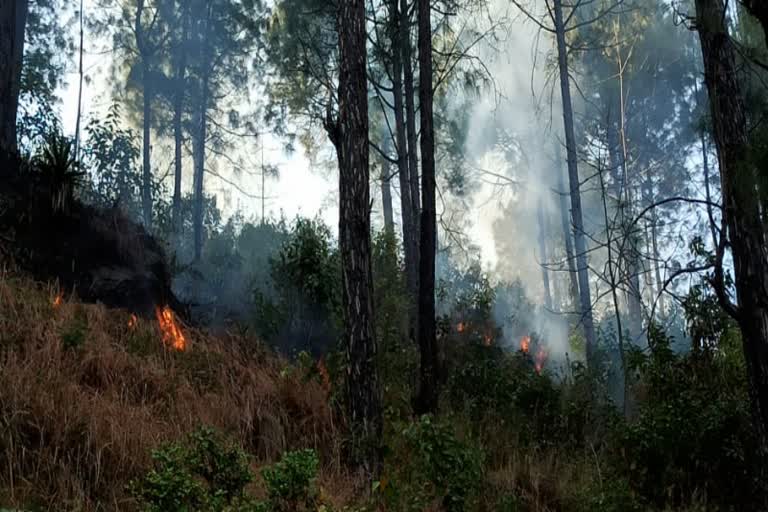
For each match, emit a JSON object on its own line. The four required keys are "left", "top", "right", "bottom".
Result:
{"left": 261, "top": 449, "right": 320, "bottom": 511}
{"left": 610, "top": 326, "right": 763, "bottom": 509}
{"left": 130, "top": 427, "right": 253, "bottom": 512}
{"left": 382, "top": 415, "right": 485, "bottom": 512}
{"left": 446, "top": 343, "right": 560, "bottom": 445}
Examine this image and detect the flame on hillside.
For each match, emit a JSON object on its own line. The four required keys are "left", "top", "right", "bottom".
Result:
{"left": 535, "top": 347, "right": 549, "bottom": 374}
{"left": 52, "top": 294, "right": 63, "bottom": 308}
{"left": 520, "top": 335, "right": 530, "bottom": 353}
{"left": 155, "top": 305, "right": 186, "bottom": 351}
{"left": 317, "top": 357, "right": 331, "bottom": 396}
{"left": 128, "top": 314, "right": 138, "bottom": 329}
{"left": 456, "top": 322, "right": 466, "bottom": 333}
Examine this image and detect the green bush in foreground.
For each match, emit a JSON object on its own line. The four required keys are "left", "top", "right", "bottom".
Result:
{"left": 130, "top": 427, "right": 320, "bottom": 512}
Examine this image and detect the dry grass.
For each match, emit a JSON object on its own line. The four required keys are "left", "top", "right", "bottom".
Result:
{"left": 0, "top": 270, "right": 353, "bottom": 511}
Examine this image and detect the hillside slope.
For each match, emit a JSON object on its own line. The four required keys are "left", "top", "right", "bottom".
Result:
{"left": 0, "top": 270, "right": 350, "bottom": 510}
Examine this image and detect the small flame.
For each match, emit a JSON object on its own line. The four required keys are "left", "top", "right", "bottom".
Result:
{"left": 457, "top": 322, "right": 466, "bottom": 333}
{"left": 317, "top": 357, "right": 331, "bottom": 395}
{"left": 520, "top": 335, "right": 530, "bottom": 353}
{"left": 128, "top": 314, "right": 138, "bottom": 329}
{"left": 483, "top": 333, "right": 493, "bottom": 347}
{"left": 155, "top": 306, "right": 186, "bottom": 351}
{"left": 52, "top": 294, "right": 63, "bottom": 308}
{"left": 535, "top": 347, "right": 549, "bottom": 374}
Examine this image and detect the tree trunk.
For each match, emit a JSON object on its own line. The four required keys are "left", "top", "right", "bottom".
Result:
{"left": 381, "top": 174, "right": 394, "bottom": 235}
{"left": 553, "top": 0, "right": 597, "bottom": 360}
{"left": 380, "top": 158, "right": 395, "bottom": 235}
{"left": 172, "top": 8, "right": 189, "bottom": 243}
{"left": 74, "top": 0, "right": 84, "bottom": 163}
{"left": 696, "top": 0, "right": 768, "bottom": 457}
{"left": 0, "top": 0, "right": 28, "bottom": 155}
{"left": 401, "top": 0, "right": 420, "bottom": 239}
{"left": 173, "top": 78, "right": 184, "bottom": 239}
{"left": 647, "top": 179, "right": 665, "bottom": 317}
{"left": 334, "top": 0, "right": 382, "bottom": 474}
{"left": 135, "top": 0, "right": 153, "bottom": 228}
{"left": 537, "top": 199, "right": 553, "bottom": 311}
{"left": 556, "top": 148, "right": 580, "bottom": 312}
{"left": 142, "top": 62, "right": 153, "bottom": 228}
{"left": 414, "top": 0, "right": 439, "bottom": 416}
{"left": 608, "top": 113, "right": 642, "bottom": 340}
{"left": 625, "top": 196, "right": 643, "bottom": 341}
{"left": 390, "top": 0, "right": 418, "bottom": 304}
{"left": 193, "top": 75, "right": 208, "bottom": 263}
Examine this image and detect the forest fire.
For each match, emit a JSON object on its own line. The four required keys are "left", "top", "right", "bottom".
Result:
{"left": 155, "top": 306, "right": 186, "bottom": 351}
{"left": 128, "top": 314, "right": 138, "bottom": 329}
{"left": 52, "top": 294, "right": 63, "bottom": 308}
{"left": 456, "top": 322, "right": 466, "bottom": 333}
{"left": 317, "top": 357, "right": 332, "bottom": 396}
{"left": 534, "top": 347, "right": 549, "bottom": 374}
{"left": 520, "top": 335, "right": 530, "bottom": 353}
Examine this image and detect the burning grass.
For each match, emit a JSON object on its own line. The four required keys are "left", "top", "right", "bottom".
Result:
{"left": 0, "top": 270, "right": 352, "bottom": 510}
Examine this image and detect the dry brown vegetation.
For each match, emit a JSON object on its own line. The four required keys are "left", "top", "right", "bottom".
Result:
{"left": 0, "top": 269, "right": 358, "bottom": 511}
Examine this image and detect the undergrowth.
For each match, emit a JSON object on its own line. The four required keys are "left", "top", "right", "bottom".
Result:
{"left": 0, "top": 262, "right": 764, "bottom": 511}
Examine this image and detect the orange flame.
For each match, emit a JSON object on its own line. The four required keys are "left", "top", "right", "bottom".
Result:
{"left": 535, "top": 347, "right": 549, "bottom": 374}
{"left": 520, "top": 335, "right": 530, "bottom": 353}
{"left": 52, "top": 294, "right": 63, "bottom": 308}
{"left": 317, "top": 357, "right": 331, "bottom": 396}
{"left": 155, "top": 305, "right": 186, "bottom": 351}
{"left": 128, "top": 314, "right": 138, "bottom": 329}
{"left": 457, "top": 322, "right": 466, "bottom": 333}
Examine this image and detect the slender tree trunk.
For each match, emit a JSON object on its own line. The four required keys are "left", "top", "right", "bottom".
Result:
{"left": 0, "top": 0, "right": 28, "bottom": 155}
{"left": 401, "top": 0, "right": 420, "bottom": 238}
{"left": 142, "top": 63, "right": 153, "bottom": 227}
{"left": 599, "top": 162, "right": 627, "bottom": 413}
{"left": 696, "top": 0, "right": 768, "bottom": 457}
{"left": 649, "top": 186, "right": 665, "bottom": 316}
{"left": 625, "top": 191, "right": 643, "bottom": 341}
{"left": 414, "top": 0, "right": 439, "bottom": 416}
{"left": 380, "top": 148, "right": 395, "bottom": 235}
{"left": 136, "top": 0, "right": 153, "bottom": 227}
{"left": 390, "top": 0, "right": 418, "bottom": 304}
{"left": 335, "top": 0, "right": 382, "bottom": 474}
{"left": 173, "top": 82, "right": 184, "bottom": 238}
{"left": 537, "top": 199, "right": 553, "bottom": 311}
{"left": 193, "top": 4, "right": 212, "bottom": 263}
{"left": 74, "top": 0, "right": 84, "bottom": 164}
{"left": 556, "top": 150, "right": 580, "bottom": 311}
{"left": 193, "top": 74, "right": 209, "bottom": 263}
{"left": 172, "top": 17, "right": 188, "bottom": 242}
{"left": 381, "top": 172, "right": 394, "bottom": 235}
{"left": 553, "top": 0, "right": 597, "bottom": 360}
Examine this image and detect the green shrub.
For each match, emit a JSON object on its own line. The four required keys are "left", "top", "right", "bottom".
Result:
{"left": 572, "top": 477, "right": 645, "bottom": 512}
{"left": 611, "top": 326, "right": 763, "bottom": 509}
{"left": 446, "top": 343, "right": 560, "bottom": 445}
{"left": 130, "top": 427, "right": 253, "bottom": 512}
{"left": 61, "top": 307, "right": 88, "bottom": 350}
{"left": 383, "top": 415, "right": 484, "bottom": 512}
{"left": 261, "top": 449, "right": 320, "bottom": 511}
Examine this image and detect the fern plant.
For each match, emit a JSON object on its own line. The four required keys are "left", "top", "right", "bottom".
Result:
{"left": 35, "top": 133, "right": 84, "bottom": 214}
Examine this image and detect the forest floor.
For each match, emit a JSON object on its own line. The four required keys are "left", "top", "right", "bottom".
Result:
{"left": 0, "top": 264, "right": 762, "bottom": 511}
{"left": 0, "top": 268, "right": 369, "bottom": 511}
